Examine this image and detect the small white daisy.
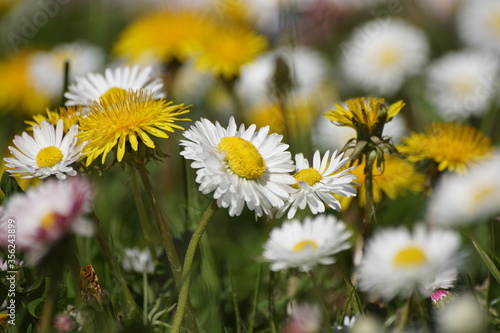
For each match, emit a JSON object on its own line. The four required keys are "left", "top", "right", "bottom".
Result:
{"left": 64, "top": 65, "right": 165, "bottom": 107}
{"left": 427, "top": 50, "right": 500, "bottom": 120}
{"left": 278, "top": 150, "right": 357, "bottom": 219}
{"left": 180, "top": 117, "right": 296, "bottom": 218}
{"left": 263, "top": 214, "right": 352, "bottom": 272}
{"left": 340, "top": 18, "right": 429, "bottom": 95}
{"left": 28, "top": 41, "right": 104, "bottom": 100}
{"left": 4, "top": 119, "right": 84, "bottom": 180}
{"left": 426, "top": 153, "right": 500, "bottom": 226}
{"left": 0, "top": 177, "right": 93, "bottom": 265}
{"left": 457, "top": 0, "right": 500, "bottom": 53}
{"left": 357, "top": 225, "right": 462, "bottom": 301}
{"left": 122, "top": 248, "right": 155, "bottom": 274}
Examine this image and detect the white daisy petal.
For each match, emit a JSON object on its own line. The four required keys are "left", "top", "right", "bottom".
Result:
{"left": 64, "top": 65, "right": 165, "bottom": 108}
{"left": 180, "top": 117, "right": 296, "bottom": 218}
{"left": 3, "top": 120, "right": 83, "bottom": 180}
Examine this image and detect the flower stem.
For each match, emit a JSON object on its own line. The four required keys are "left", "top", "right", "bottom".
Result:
{"left": 170, "top": 199, "right": 218, "bottom": 333}
{"left": 338, "top": 256, "right": 363, "bottom": 316}
{"left": 363, "top": 153, "right": 377, "bottom": 238}
{"left": 136, "top": 163, "right": 182, "bottom": 285}
{"left": 248, "top": 263, "right": 263, "bottom": 333}
{"left": 143, "top": 271, "right": 148, "bottom": 325}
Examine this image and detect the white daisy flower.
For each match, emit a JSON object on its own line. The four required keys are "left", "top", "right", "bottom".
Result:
{"left": 180, "top": 117, "right": 296, "bottom": 218}
{"left": 341, "top": 18, "right": 429, "bottom": 95}
{"left": 427, "top": 50, "right": 500, "bottom": 120}
{"left": 64, "top": 65, "right": 165, "bottom": 107}
{"left": 457, "top": 0, "right": 500, "bottom": 53}
{"left": 263, "top": 214, "right": 351, "bottom": 272}
{"left": 357, "top": 225, "right": 462, "bottom": 300}
{"left": 278, "top": 150, "right": 357, "bottom": 219}
{"left": 437, "top": 294, "right": 485, "bottom": 333}
{"left": 4, "top": 119, "right": 84, "bottom": 180}
{"left": 122, "top": 248, "right": 155, "bottom": 274}
{"left": 0, "top": 177, "right": 93, "bottom": 265}
{"left": 426, "top": 153, "right": 500, "bottom": 226}
{"left": 28, "top": 41, "right": 105, "bottom": 100}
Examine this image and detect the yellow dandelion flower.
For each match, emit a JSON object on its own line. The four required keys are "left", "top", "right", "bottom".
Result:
{"left": 396, "top": 123, "right": 494, "bottom": 174}
{"left": 337, "top": 154, "right": 425, "bottom": 207}
{"left": 195, "top": 25, "right": 267, "bottom": 79}
{"left": 325, "top": 97, "right": 405, "bottom": 134}
{"left": 0, "top": 51, "right": 50, "bottom": 115}
{"left": 25, "top": 106, "right": 82, "bottom": 132}
{"left": 114, "top": 11, "right": 214, "bottom": 63}
{"left": 77, "top": 89, "right": 190, "bottom": 166}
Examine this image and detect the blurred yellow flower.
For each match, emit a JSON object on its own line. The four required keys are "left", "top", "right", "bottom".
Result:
{"left": 25, "top": 106, "right": 82, "bottom": 132}
{"left": 325, "top": 97, "right": 405, "bottom": 134}
{"left": 0, "top": 51, "right": 50, "bottom": 115}
{"left": 337, "top": 154, "right": 425, "bottom": 207}
{"left": 196, "top": 25, "right": 267, "bottom": 79}
{"left": 114, "top": 11, "right": 214, "bottom": 63}
{"left": 77, "top": 89, "right": 190, "bottom": 165}
{"left": 397, "top": 123, "right": 494, "bottom": 174}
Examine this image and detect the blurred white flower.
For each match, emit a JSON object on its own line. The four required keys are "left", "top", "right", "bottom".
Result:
{"left": 122, "top": 248, "right": 155, "bottom": 274}
{"left": 427, "top": 50, "right": 500, "bottom": 120}
{"left": 263, "top": 214, "right": 351, "bottom": 272}
{"left": 357, "top": 225, "right": 462, "bottom": 300}
{"left": 237, "top": 46, "right": 330, "bottom": 107}
{"left": 457, "top": 0, "right": 500, "bottom": 53}
{"left": 427, "top": 153, "right": 500, "bottom": 226}
{"left": 29, "top": 42, "right": 104, "bottom": 100}
{"left": 341, "top": 18, "right": 429, "bottom": 95}
{"left": 0, "top": 177, "right": 93, "bottom": 265}
{"left": 437, "top": 294, "right": 485, "bottom": 333}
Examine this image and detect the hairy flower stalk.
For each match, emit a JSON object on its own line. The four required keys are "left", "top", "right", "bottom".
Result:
{"left": 325, "top": 97, "right": 405, "bottom": 233}
{"left": 171, "top": 199, "right": 218, "bottom": 332}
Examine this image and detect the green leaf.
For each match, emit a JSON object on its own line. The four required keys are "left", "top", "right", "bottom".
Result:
{"left": 27, "top": 298, "right": 44, "bottom": 319}
{"left": 0, "top": 171, "right": 23, "bottom": 201}
{"left": 472, "top": 240, "right": 500, "bottom": 285}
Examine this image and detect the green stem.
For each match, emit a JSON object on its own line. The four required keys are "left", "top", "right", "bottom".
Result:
{"left": 170, "top": 199, "right": 218, "bottom": 333}
{"left": 268, "top": 270, "right": 277, "bottom": 333}
{"left": 228, "top": 265, "right": 242, "bottom": 333}
{"left": 308, "top": 270, "right": 331, "bottom": 326}
{"left": 131, "top": 172, "right": 159, "bottom": 264}
{"left": 143, "top": 271, "right": 148, "bottom": 325}
{"left": 248, "top": 264, "right": 263, "bottom": 333}
{"left": 38, "top": 277, "right": 57, "bottom": 333}
{"left": 363, "top": 153, "right": 377, "bottom": 238}
{"left": 394, "top": 295, "right": 412, "bottom": 333}
{"left": 136, "top": 164, "right": 182, "bottom": 286}
{"left": 338, "top": 256, "right": 363, "bottom": 315}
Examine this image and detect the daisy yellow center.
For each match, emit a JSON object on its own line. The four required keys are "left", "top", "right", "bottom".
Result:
{"left": 218, "top": 136, "right": 266, "bottom": 179}
{"left": 293, "top": 168, "right": 322, "bottom": 188}
{"left": 393, "top": 246, "right": 427, "bottom": 267}
{"left": 377, "top": 46, "right": 402, "bottom": 68}
{"left": 41, "top": 212, "right": 57, "bottom": 230}
{"left": 36, "top": 146, "right": 63, "bottom": 167}
{"left": 101, "top": 87, "right": 127, "bottom": 99}
{"left": 451, "top": 79, "right": 474, "bottom": 95}
{"left": 293, "top": 240, "right": 318, "bottom": 252}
